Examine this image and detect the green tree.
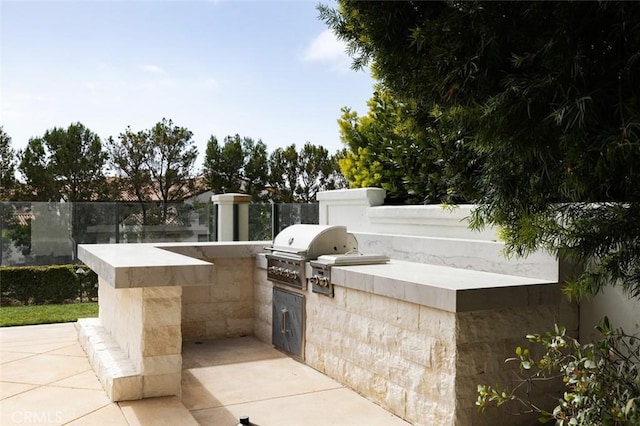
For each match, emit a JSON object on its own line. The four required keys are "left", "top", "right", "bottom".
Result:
{"left": 0, "top": 203, "right": 16, "bottom": 263}
{"left": 321, "top": 1, "right": 640, "bottom": 298}
{"left": 242, "top": 137, "right": 270, "bottom": 201}
{"left": 18, "top": 123, "right": 109, "bottom": 202}
{"left": 107, "top": 126, "right": 153, "bottom": 222}
{"left": 108, "top": 127, "right": 152, "bottom": 200}
{"left": 108, "top": 119, "right": 198, "bottom": 240}
{"left": 147, "top": 118, "right": 199, "bottom": 221}
{"left": 203, "top": 134, "right": 269, "bottom": 202}
{"left": 298, "top": 142, "right": 344, "bottom": 203}
{"left": 5, "top": 216, "right": 31, "bottom": 258}
{"left": 17, "top": 123, "right": 112, "bottom": 260}
{"left": 0, "top": 127, "right": 16, "bottom": 199}
{"left": 18, "top": 138, "right": 55, "bottom": 201}
{"left": 338, "top": 85, "right": 479, "bottom": 203}
{"left": 204, "top": 135, "right": 240, "bottom": 195}
{"left": 269, "top": 144, "right": 300, "bottom": 203}
{"left": 268, "top": 143, "right": 346, "bottom": 203}
{"left": 204, "top": 135, "right": 246, "bottom": 195}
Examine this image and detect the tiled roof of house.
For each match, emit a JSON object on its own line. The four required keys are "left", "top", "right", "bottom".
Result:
{"left": 15, "top": 211, "right": 34, "bottom": 226}
{"left": 108, "top": 176, "right": 208, "bottom": 203}
{"left": 121, "top": 211, "right": 183, "bottom": 226}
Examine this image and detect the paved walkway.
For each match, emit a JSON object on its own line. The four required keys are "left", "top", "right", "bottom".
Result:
{"left": 1, "top": 323, "right": 410, "bottom": 425}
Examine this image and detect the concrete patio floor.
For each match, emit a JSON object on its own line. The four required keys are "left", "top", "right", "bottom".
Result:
{"left": 1, "top": 323, "right": 410, "bottom": 425}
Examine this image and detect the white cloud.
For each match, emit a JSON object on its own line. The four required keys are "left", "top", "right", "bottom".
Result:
{"left": 140, "top": 78, "right": 178, "bottom": 91}
{"left": 83, "top": 80, "right": 121, "bottom": 93}
{"left": 141, "top": 64, "right": 166, "bottom": 74}
{"left": 303, "top": 29, "right": 350, "bottom": 70}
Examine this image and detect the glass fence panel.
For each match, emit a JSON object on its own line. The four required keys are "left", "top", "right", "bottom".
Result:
{"left": 117, "top": 202, "right": 208, "bottom": 244}
{"left": 277, "top": 203, "right": 319, "bottom": 234}
{"left": 1, "top": 201, "right": 36, "bottom": 266}
{"left": 247, "top": 203, "right": 320, "bottom": 240}
{"left": 248, "top": 204, "right": 273, "bottom": 241}
{"left": 1, "top": 201, "right": 318, "bottom": 265}
{"left": 1, "top": 201, "right": 214, "bottom": 266}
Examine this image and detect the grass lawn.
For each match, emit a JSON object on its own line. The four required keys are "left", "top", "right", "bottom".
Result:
{"left": 0, "top": 303, "right": 98, "bottom": 327}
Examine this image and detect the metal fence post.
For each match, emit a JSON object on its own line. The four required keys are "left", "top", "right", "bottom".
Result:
{"left": 272, "top": 203, "right": 280, "bottom": 240}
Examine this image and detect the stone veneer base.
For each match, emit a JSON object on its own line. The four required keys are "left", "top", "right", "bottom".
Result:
{"left": 77, "top": 318, "right": 143, "bottom": 401}
{"left": 79, "top": 238, "right": 576, "bottom": 424}
{"left": 253, "top": 257, "right": 576, "bottom": 426}
{"left": 78, "top": 243, "right": 267, "bottom": 403}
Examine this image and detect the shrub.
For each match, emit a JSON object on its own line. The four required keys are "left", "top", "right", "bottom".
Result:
{"left": 0, "top": 265, "right": 97, "bottom": 305}
{"left": 477, "top": 318, "right": 640, "bottom": 425}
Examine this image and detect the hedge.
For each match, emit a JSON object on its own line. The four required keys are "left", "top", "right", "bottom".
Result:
{"left": 0, "top": 265, "right": 98, "bottom": 306}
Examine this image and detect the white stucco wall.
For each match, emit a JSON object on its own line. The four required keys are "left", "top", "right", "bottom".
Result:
{"left": 317, "top": 188, "right": 639, "bottom": 345}
{"left": 579, "top": 285, "right": 640, "bottom": 342}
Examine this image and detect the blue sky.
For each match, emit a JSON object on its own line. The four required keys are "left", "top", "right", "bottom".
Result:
{"left": 0, "top": 0, "right": 374, "bottom": 168}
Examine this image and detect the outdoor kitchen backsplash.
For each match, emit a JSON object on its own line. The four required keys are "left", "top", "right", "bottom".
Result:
{"left": 182, "top": 257, "right": 255, "bottom": 340}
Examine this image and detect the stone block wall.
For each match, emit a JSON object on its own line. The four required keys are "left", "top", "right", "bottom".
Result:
{"left": 95, "top": 280, "right": 182, "bottom": 399}
{"left": 252, "top": 261, "right": 577, "bottom": 426}
{"left": 455, "top": 304, "right": 572, "bottom": 425}
{"left": 253, "top": 266, "right": 458, "bottom": 425}
{"left": 306, "top": 288, "right": 573, "bottom": 426}
{"left": 182, "top": 257, "right": 255, "bottom": 340}
{"left": 253, "top": 265, "right": 273, "bottom": 344}
{"left": 98, "top": 277, "right": 144, "bottom": 371}
{"left": 304, "top": 286, "right": 458, "bottom": 425}
{"left": 138, "top": 286, "right": 183, "bottom": 398}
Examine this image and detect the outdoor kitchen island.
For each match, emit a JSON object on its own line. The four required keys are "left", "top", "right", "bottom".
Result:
{"left": 76, "top": 241, "right": 264, "bottom": 402}
{"left": 255, "top": 254, "right": 566, "bottom": 426}
{"left": 77, "top": 234, "right": 571, "bottom": 426}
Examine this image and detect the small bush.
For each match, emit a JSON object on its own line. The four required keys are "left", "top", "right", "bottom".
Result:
{"left": 0, "top": 265, "right": 98, "bottom": 306}
{"left": 477, "top": 318, "right": 640, "bottom": 425}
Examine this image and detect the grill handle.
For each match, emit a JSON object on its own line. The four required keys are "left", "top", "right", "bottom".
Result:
{"left": 280, "top": 308, "right": 288, "bottom": 334}
{"left": 264, "top": 247, "right": 307, "bottom": 256}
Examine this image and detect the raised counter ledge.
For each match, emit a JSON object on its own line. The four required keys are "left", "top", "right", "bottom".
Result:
{"left": 155, "top": 241, "right": 267, "bottom": 260}
{"left": 330, "top": 260, "right": 559, "bottom": 313}
{"left": 78, "top": 243, "right": 216, "bottom": 289}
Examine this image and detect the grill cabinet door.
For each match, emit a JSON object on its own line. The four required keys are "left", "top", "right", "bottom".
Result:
{"left": 272, "top": 287, "right": 305, "bottom": 359}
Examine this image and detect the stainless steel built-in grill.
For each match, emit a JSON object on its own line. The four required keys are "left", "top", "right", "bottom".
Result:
{"left": 266, "top": 224, "right": 388, "bottom": 359}
{"left": 309, "top": 253, "right": 390, "bottom": 296}
{"left": 265, "top": 225, "right": 358, "bottom": 290}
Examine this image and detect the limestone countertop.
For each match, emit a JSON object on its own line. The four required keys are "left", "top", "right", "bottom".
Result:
{"left": 155, "top": 241, "right": 267, "bottom": 260}
{"left": 330, "top": 260, "right": 559, "bottom": 312}
{"left": 255, "top": 254, "right": 559, "bottom": 312}
{"left": 78, "top": 243, "right": 213, "bottom": 289}
{"left": 78, "top": 242, "right": 267, "bottom": 289}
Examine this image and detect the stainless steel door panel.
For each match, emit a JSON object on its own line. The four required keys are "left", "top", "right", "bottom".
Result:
{"left": 272, "top": 287, "right": 305, "bottom": 359}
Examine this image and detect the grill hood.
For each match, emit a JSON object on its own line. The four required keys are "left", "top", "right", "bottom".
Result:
{"left": 268, "top": 224, "right": 358, "bottom": 260}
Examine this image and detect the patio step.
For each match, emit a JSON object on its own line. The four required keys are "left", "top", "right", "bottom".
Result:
{"left": 77, "top": 317, "right": 142, "bottom": 401}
